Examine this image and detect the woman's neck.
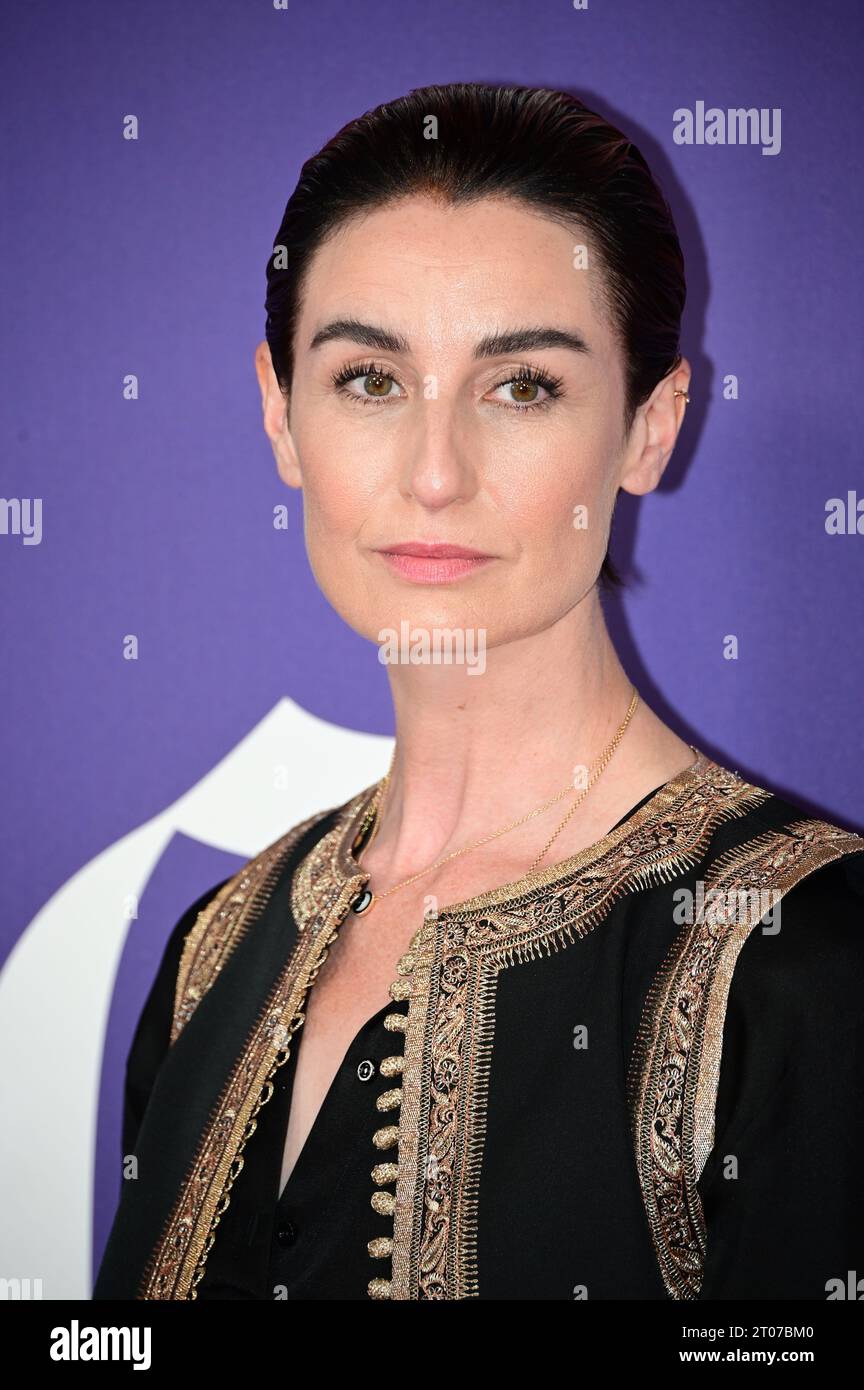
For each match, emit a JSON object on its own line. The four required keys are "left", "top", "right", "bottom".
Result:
{"left": 363, "top": 590, "right": 695, "bottom": 885}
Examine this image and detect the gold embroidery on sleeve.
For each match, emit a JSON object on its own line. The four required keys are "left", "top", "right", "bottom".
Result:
{"left": 627, "top": 818, "right": 864, "bottom": 1301}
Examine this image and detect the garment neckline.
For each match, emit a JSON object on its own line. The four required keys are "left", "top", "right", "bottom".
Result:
{"left": 332, "top": 745, "right": 712, "bottom": 917}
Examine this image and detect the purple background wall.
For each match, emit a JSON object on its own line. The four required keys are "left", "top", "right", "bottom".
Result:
{"left": 2, "top": 0, "right": 862, "bottom": 1287}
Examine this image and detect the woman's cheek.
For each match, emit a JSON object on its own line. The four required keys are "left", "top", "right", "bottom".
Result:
{"left": 299, "top": 451, "right": 369, "bottom": 541}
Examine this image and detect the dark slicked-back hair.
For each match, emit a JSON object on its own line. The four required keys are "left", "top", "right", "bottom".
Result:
{"left": 265, "top": 83, "right": 686, "bottom": 590}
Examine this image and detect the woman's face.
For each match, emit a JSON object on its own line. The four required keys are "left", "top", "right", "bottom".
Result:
{"left": 258, "top": 194, "right": 685, "bottom": 648}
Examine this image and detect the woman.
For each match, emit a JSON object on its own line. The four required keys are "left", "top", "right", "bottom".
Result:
{"left": 94, "top": 82, "right": 864, "bottom": 1302}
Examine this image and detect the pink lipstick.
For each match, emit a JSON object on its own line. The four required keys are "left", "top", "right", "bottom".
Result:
{"left": 373, "top": 540, "right": 494, "bottom": 584}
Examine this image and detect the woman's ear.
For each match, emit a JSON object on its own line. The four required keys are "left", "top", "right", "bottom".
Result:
{"left": 254, "top": 340, "right": 302, "bottom": 489}
{"left": 618, "top": 358, "right": 691, "bottom": 498}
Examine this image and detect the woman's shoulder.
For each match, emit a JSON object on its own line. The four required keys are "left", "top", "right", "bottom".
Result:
{"left": 164, "top": 784, "right": 380, "bottom": 1038}
{"left": 694, "top": 753, "right": 864, "bottom": 897}
{"left": 722, "top": 835, "right": 864, "bottom": 1017}
{"left": 178, "top": 784, "right": 373, "bottom": 933}
{"left": 701, "top": 757, "right": 863, "bottom": 957}
{"left": 629, "top": 764, "right": 864, "bottom": 1297}
{"left": 122, "top": 789, "right": 372, "bottom": 1150}
{"left": 687, "top": 765, "right": 864, "bottom": 1071}
{"left": 160, "top": 800, "right": 342, "bottom": 981}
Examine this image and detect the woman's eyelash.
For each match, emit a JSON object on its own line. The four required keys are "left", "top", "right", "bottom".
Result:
{"left": 330, "top": 360, "right": 392, "bottom": 391}
{"left": 494, "top": 363, "right": 565, "bottom": 408}
{"left": 329, "top": 360, "right": 565, "bottom": 410}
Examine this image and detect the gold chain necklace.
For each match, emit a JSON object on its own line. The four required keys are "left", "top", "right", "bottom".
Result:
{"left": 349, "top": 686, "right": 640, "bottom": 915}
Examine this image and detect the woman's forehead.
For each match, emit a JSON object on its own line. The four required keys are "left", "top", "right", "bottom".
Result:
{"left": 297, "top": 196, "right": 612, "bottom": 352}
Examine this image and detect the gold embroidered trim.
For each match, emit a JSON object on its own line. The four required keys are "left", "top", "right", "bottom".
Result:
{"left": 364, "top": 944, "right": 416, "bottom": 1300}
{"left": 142, "top": 746, "right": 855, "bottom": 1304}
{"left": 171, "top": 809, "right": 327, "bottom": 1045}
{"left": 140, "top": 794, "right": 373, "bottom": 1299}
{"left": 398, "top": 754, "right": 771, "bottom": 1299}
{"left": 298, "top": 752, "right": 768, "bottom": 1297}
{"left": 627, "top": 817, "right": 864, "bottom": 1301}
{"left": 288, "top": 783, "right": 380, "bottom": 937}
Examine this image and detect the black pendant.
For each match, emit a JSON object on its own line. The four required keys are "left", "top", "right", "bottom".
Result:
{"left": 351, "top": 887, "right": 374, "bottom": 915}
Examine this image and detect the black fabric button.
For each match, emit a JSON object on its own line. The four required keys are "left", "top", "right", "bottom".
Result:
{"left": 356, "top": 1059, "right": 376, "bottom": 1081}
{"left": 351, "top": 887, "right": 373, "bottom": 914}
{"left": 275, "top": 1220, "right": 298, "bottom": 1247}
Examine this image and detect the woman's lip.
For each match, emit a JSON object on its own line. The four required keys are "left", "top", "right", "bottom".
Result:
{"left": 375, "top": 551, "right": 494, "bottom": 584}
{"left": 376, "top": 543, "right": 491, "bottom": 558}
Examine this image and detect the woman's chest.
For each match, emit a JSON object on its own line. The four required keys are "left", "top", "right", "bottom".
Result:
{"left": 277, "top": 894, "right": 428, "bottom": 1192}
{"left": 186, "top": 853, "right": 684, "bottom": 1301}
{"left": 242, "top": 910, "right": 669, "bottom": 1300}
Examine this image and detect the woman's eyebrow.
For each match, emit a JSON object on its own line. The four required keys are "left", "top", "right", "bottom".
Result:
{"left": 309, "top": 318, "right": 408, "bottom": 354}
{"left": 308, "top": 318, "right": 591, "bottom": 358}
{"left": 474, "top": 326, "right": 592, "bottom": 359}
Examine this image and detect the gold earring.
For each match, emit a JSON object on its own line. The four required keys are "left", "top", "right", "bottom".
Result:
{"left": 673, "top": 389, "right": 690, "bottom": 402}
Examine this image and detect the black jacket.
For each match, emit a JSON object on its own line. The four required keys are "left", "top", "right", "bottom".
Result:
{"left": 94, "top": 749, "right": 864, "bottom": 1300}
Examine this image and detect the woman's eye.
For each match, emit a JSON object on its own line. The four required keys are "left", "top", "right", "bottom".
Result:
{"left": 332, "top": 365, "right": 561, "bottom": 410}
{"left": 487, "top": 376, "right": 558, "bottom": 409}
{"left": 338, "top": 370, "right": 404, "bottom": 403}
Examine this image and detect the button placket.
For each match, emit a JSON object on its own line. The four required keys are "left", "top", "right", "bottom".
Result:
{"left": 366, "top": 944, "right": 418, "bottom": 1300}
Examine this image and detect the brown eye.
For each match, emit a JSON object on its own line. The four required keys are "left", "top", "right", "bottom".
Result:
{"left": 332, "top": 362, "right": 406, "bottom": 404}
{"left": 364, "top": 372, "right": 395, "bottom": 398}
{"left": 487, "top": 369, "right": 561, "bottom": 411}
{"left": 508, "top": 378, "right": 540, "bottom": 403}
